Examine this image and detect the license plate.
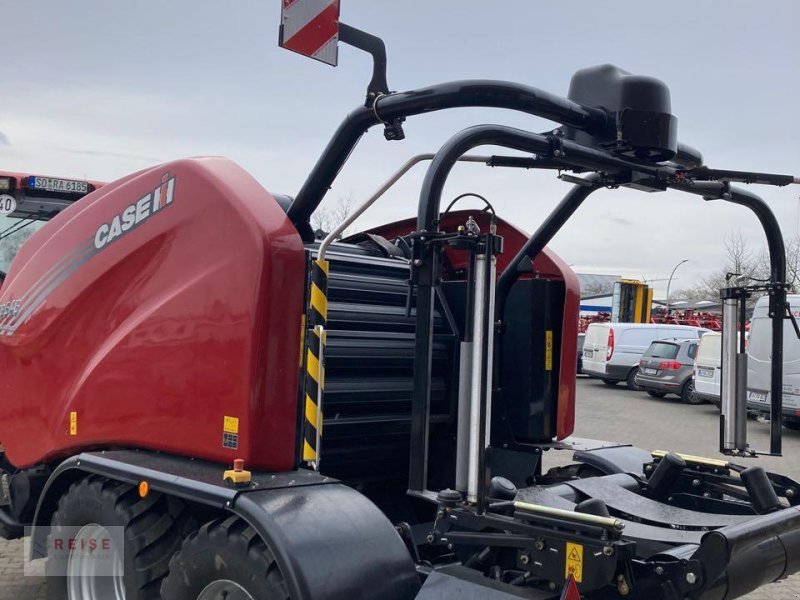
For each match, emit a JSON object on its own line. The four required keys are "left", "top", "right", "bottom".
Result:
{"left": 642, "top": 368, "right": 657, "bottom": 375}
{"left": 28, "top": 176, "right": 89, "bottom": 194}
{"left": 747, "top": 390, "right": 768, "bottom": 404}
{"left": 583, "top": 349, "right": 593, "bottom": 358}
{"left": 698, "top": 368, "right": 714, "bottom": 378}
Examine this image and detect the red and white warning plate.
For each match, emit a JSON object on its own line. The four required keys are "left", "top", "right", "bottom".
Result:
{"left": 279, "top": 0, "right": 340, "bottom": 66}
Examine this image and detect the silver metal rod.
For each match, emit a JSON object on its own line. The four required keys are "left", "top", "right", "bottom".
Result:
{"left": 721, "top": 298, "right": 745, "bottom": 451}
{"left": 455, "top": 341, "right": 473, "bottom": 491}
{"left": 318, "top": 153, "right": 492, "bottom": 261}
{"left": 484, "top": 256, "right": 496, "bottom": 446}
{"left": 467, "top": 254, "right": 487, "bottom": 503}
{"left": 513, "top": 501, "right": 625, "bottom": 531}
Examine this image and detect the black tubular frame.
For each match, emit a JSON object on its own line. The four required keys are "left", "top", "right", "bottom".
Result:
{"left": 407, "top": 125, "right": 791, "bottom": 499}
{"left": 671, "top": 181, "right": 787, "bottom": 455}
{"left": 286, "top": 70, "right": 795, "bottom": 495}
{"left": 286, "top": 80, "right": 709, "bottom": 231}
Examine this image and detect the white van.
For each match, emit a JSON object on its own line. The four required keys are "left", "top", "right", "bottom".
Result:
{"left": 746, "top": 295, "right": 800, "bottom": 428}
{"left": 693, "top": 331, "right": 721, "bottom": 405}
{"left": 583, "top": 323, "right": 708, "bottom": 389}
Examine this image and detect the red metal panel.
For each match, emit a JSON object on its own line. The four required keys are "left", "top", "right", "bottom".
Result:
{"left": 0, "top": 158, "right": 305, "bottom": 470}
{"left": 366, "top": 210, "right": 579, "bottom": 440}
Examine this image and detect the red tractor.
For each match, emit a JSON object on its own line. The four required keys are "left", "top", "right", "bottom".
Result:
{"left": 1, "top": 13, "right": 800, "bottom": 600}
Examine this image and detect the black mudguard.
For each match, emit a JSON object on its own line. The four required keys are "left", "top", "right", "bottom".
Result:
{"left": 29, "top": 451, "right": 420, "bottom": 600}
{"left": 235, "top": 484, "right": 420, "bottom": 600}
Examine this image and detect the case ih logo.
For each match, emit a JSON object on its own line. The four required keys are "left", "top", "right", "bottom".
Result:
{"left": 94, "top": 173, "right": 175, "bottom": 250}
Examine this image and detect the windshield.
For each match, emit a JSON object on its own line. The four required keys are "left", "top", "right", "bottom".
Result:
{"left": 0, "top": 216, "right": 44, "bottom": 274}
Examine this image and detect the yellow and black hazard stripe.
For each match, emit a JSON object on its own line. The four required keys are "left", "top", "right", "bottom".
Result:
{"left": 309, "top": 258, "right": 328, "bottom": 329}
{"left": 303, "top": 258, "right": 329, "bottom": 466}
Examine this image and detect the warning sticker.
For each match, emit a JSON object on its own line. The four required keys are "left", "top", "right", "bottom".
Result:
{"left": 69, "top": 412, "right": 78, "bottom": 436}
{"left": 565, "top": 542, "right": 583, "bottom": 583}
{"left": 545, "top": 330, "right": 553, "bottom": 371}
{"left": 223, "top": 416, "right": 239, "bottom": 434}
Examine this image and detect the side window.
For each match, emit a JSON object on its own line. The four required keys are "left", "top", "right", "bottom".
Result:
{"left": 687, "top": 343, "right": 698, "bottom": 360}
{"left": 619, "top": 329, "right": 656, "bottom": 347}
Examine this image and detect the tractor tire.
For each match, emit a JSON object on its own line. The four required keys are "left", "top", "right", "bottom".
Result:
{"left": 681, "top": 380, "right": 702, "bottom": 405}
{"left": 46, "top": 475, "right": 195, "bottom": 600}
{"left": 626, "top": 368, "right": 641, "bottom": 391}
{"left": 161, "top": 516, "right": 291, "bottom": 600}
{"left": 602, "top": 379, "right": 618, "bottom": 386}
{"left": 647, "top": 391, "right": 666, "bottom": 398}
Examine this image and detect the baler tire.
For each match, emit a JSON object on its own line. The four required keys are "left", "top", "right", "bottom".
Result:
{"left": 45, "top": 475, "right": 196, "bottom": 600}
{"left": 160, "top": 516, "right": 290, "bottom": 600}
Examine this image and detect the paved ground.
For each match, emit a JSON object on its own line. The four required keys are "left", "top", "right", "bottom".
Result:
{"left": 1, "top": 377, "right": 799, "bottom": 598}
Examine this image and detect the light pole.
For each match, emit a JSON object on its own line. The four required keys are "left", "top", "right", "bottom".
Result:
{"left": 666, "top": 259, "right": 689, "bottom": 314}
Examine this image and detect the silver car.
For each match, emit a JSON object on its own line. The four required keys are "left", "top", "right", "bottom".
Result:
{"left": 634, "top": 338, "right": 700, "bottom": 404}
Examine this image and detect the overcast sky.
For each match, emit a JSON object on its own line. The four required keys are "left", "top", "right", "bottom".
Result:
{"left": 1, "top": 1, "right": 798, "bottom": 295}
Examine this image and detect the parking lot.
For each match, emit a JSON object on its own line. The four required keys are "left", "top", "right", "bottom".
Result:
{"left": 1, "top": 377, "right": 799, "bottom": 599}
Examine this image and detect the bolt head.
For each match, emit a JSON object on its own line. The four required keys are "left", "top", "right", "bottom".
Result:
{"left": 520, "top": 553, "right": 530, "bottom": 565}
{"left": 787, "top": 488, "right": 796, "bottom": 498}
{"left": 413, "top": 259, "right": 423, "bottom": 266}
{"left": 686, "top": 572, "right": 697, "bottom": 585}
{"left": 602, "top": 545, "right": 614, "bottom": 556}
{"left": 692, "top": 478, "right": 701, "bottom": 487}
{"left": 655, "top": 566, "right": 665, "bottom": 575}
{"left": 534, "top": 540, "right": 545, "bottom": 551}
{"left": 426, "top": 534, "right": 434, "bottom": 543}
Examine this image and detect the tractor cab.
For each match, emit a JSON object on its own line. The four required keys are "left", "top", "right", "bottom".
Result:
{"left": 0, "top": 172, "right": 101, "bottom": 282}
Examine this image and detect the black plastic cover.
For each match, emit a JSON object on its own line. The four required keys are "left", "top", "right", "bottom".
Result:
{"left": 564, "top": 64, "right": 678, "bottom": 161}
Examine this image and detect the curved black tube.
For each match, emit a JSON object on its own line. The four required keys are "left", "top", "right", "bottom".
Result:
{"left": 415, "top": 124, "right": 671, "bottom": 232}
{"left": 671, "top": 181, "right": 787, "bottom": 454}
{"left": 288, "top": 80, "right": 608, "bottom": 229}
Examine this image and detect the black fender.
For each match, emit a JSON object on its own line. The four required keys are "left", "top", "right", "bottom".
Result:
{"left": 31, "top": 450, "right": 420, "bottom": 600}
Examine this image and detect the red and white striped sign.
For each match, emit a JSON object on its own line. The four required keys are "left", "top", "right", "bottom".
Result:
{"left": 279, "top": 0, "right": 340, "bottom": 66}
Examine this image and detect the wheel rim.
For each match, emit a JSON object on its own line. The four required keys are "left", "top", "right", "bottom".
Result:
{"left": 197, "top": 580, "right": 256, "bottom": 600}
{"left": 66, "top": 523, "right": 125, "bottom": 600}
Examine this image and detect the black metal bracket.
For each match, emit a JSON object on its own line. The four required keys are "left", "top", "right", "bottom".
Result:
{"left": 338, "top": 23, "right": 390, "bottom": 106}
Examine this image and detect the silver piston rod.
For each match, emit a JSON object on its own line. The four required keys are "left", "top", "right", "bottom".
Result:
{"left": 721, "top": 293, "right": 748, "bottom": 452}
{"left": 456, "top": 233, "right": 496, "bottom": 503}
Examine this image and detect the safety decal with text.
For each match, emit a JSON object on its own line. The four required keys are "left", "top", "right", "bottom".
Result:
{"left": 545, "top": 330, "right": 553, "bottom": 371}
{"left": 223, "top": 415, "right": 239, "bottom": 450}
{"left": 565, "top": 541, "right": 583, "bottom": 583}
